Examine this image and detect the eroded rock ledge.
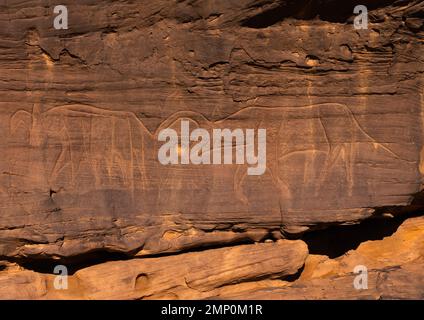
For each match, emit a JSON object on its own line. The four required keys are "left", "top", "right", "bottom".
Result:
{"left": 0, "top": 215, "right": 423, "bottom": 299}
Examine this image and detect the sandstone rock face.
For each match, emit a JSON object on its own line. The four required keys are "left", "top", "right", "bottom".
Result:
{"left": 220, "top": 215, "right": 424, "bottom": 299}
{"left": 0, "top": 0, "right": 423, "bottom": 299}
{"left": 0, "top": 216, "right": 423, "bottom": 300}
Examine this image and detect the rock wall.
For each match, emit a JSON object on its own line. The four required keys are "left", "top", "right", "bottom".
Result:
{"left": 0, "top": 0, "right": 423, "bottom": 299}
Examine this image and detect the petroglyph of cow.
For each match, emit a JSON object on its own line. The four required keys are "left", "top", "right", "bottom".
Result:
{"left": 9, "top": 103, "right": 407, "bottom": 210}
{"left": 10, "top": 104, "right": 154, "bottom": 194}
{"left": 225, "top": 103, "right": 410, "bottom": 210}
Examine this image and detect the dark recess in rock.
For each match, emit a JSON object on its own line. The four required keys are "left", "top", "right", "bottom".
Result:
{"left": 241, "top": 0, "right": 398, "bottom": 28}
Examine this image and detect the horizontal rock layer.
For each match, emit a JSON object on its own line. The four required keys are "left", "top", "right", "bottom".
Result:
{"left": 0, "top": 215, "right": 423, "bottom": 299}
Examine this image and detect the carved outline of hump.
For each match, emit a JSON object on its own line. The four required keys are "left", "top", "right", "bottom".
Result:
{"left": 10, "top": 110, "right": 32, "bottom": 135}
{"left": 45, "top": 105, "right": 214, "bottom": 139}
{"left": 45, "top": 104, "right": 152, "bottom": 136}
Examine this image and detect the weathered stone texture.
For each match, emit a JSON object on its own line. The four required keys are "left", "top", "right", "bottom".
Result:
{"left": 0, "top": 0, "right": 423, "bottom": 300}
